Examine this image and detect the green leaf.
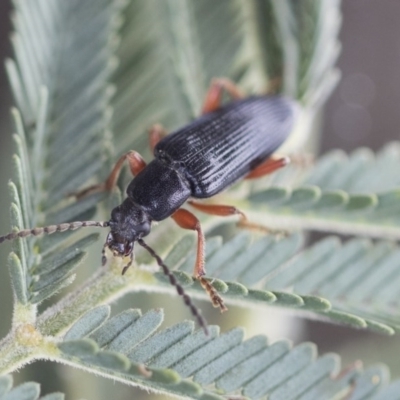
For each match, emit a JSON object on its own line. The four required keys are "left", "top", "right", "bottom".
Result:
{"left": 0, "top": 376, "right": 64, "bottom": 400}
{"left": 63, "top": 305, "right": 110, "bottom": 341}
{"left": 126, "top": 321, "right": 194, "bottom": 364}
{"left": 269, "top": 354, "right": 338, "bottom": 400}
{"left": 1, "top": 382, "right": 39, "bottom": 400}
{"left": 246, "top": 289, "right": 277, "bottom": 304}
{"left": 83, "top": 351, "right": 131, "bottom": 372}
{"left": 30, "top": 253, "right": 86, "bottom": 293}
{"left": 350, "top": 366, "right": 390, "bottom": 399}
{"left": 373, "top": 380, "right": 400, "bottom": 400}
{"left": 5, "top": 0, "right": 125, "bottom": 307}
{"left": 7, "top": 252, "right": 27, "bottom": 305}
{"left": 58, "top": 339, "right": 99, "bottom": 357}
{"left": 254, "top": 0, "right": 341, "bottom": 106}
{"left": 172, "top": 328, "right": 244, "bottom": 378}
{"left": 0, "top": 375, "right": 13, "bottom": 397}
{"left": 193, "top": 335, "right": 267, "bottom": 385}
{"left": 37, "top": 234, "right": 100, "bottom": 274}
{"left": 151, "top": 326, "right": 220, "bottom": 369}
{"left": 3, "top": 1, "right": 400, "bottom": 399}
{"left": 89, "top": 309, "right": 143, "bottom": 348}
{"left": 146, "top": 368, "right": 181, "bottom": 385}
{"left": 107, "top": 309, "right": 164, "bottom": 353}
{"left": 54, "top": 309, "right": 397, "bottom": 400}
{"left": 244, "top": 144, "right": 400, "bottom": 239}
{"left": 113, "top": 0, "right": 268, "bottom": 156}
{"left": 150, "top": 228, "right": 400, "bottom": 334}
{"left": 243, "top": 343, "right": 316, "bottom": 398}
{"left": 218, "top": 340, "right": 289, "bottom": 392}
{"left": 39, "top": 395, "right": 64, "bottom": 400}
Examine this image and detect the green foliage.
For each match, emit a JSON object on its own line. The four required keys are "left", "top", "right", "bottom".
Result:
{"left": 245, "top": 144, "right": 400, "bottom": 238}
{"left": 0, "top": 374, "right": 64, "bottom": 400}
{"left": 46, "top": 307, "right": 400, "bottom": 399}
{"left": 155, "top": 227, "right": 400, "bottom": 335}
{"left": 1, "top": 0, "right": 400, "bottom": 399}
{"left": 5, "top": 0, "right": 122, "bottom": 313}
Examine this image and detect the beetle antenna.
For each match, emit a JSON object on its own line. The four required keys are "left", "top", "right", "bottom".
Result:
{"left": 137, "top": 238, "right": 209, "bottom": 335}
{"left": 0, "top": 221, "right": 110, "bottom": 244}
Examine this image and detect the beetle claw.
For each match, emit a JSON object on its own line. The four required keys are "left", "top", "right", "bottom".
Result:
{"left": 199, "top": 276, "right": 228, "bottom": 313}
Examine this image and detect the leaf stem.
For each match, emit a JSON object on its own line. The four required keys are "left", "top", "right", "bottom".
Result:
{"left": 0, "top": 330, "right": 39, "bottom": 374}
{"left": 36, "top": 262, "right": 157, "bottom": 337}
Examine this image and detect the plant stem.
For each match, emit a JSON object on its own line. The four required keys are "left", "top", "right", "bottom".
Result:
{"left": 37, "top": 262, "right": 157, "bottom": 337}
{"left": 0, "top": 331, "right": 39, "bottom": 374}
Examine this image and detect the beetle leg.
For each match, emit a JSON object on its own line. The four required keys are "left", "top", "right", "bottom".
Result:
{"left": 149, "top": 124, "right": 168, "bottom": 153}
{"left": 202, "top": 78, "right": 244, "bottom": 114}
{"left": 71, "top": 151, "right": 147, "bottom": 199}
{"left": 188, "top": 201, "right": 245, "bottom": 220}
{"left": 188, "top": 201, "right": 252, "bottom": 228}
{"left": 172, "top": 208, "right": 227, "bottom": 312}
{"left": 245, "top": 155, "right": 290, "bottom": 180}
{"left": 188, "top": 200, "right": 286, "bottom": 236}
{"left": 171, "top": 209, "right": 205, "bottom": 277}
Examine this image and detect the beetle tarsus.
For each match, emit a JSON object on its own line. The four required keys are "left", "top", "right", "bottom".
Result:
{"left": 199, "top": 276, "right": 228, "bottom": 312}
{"left": 171, "top": 208, "right": 226, "bottom": 309}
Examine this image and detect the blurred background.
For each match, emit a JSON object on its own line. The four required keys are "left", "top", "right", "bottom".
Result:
{"left": 1, "top": 1, "right": 400, "bottom": 398}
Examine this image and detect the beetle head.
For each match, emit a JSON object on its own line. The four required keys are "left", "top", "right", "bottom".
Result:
{"left": 103, "top": 198, "right": 151, "bottom": 272}
{"left": 105, "top": 231, "right": 135, "bottom": 258}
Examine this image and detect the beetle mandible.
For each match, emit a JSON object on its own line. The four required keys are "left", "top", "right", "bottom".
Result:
{"left": 0, "top": 78, "right": 296, "bottom": 331}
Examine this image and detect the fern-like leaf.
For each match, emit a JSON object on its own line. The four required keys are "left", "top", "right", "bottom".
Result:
{"left": 112, "top": 0, "right": 340, "bottom": 158}
{"left": 53, "top": 306, "right": 400, "bottom": 400}
{"left": 253, "top": 0, "right": 341, "bottom": 107}
{"left": 5, "top": 0, "right": 125, "bottom": 307}
{"left": 4, "top": 1, "right": 397, "bottom": 399}
{"left": 143, "top": 227, "right": 400, "bottom": 335}
{"left": 0, "top": 374, "right": 64, "bottom": 400}
{"left": 238, "top": 143, "right": 400, "bottom": 239}
{"left": 112, "top": 0, "right": 272, "bottom": 156}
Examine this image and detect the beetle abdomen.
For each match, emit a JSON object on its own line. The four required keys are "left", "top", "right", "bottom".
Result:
{"left": 155, "top": 95, "right": 296, "bottom": 198}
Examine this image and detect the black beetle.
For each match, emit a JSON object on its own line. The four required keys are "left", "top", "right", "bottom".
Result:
{"left": 1, "top": 78, "right": 296, "bottom": 331}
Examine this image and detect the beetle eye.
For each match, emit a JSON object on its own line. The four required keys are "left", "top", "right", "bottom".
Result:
{"left": 106, "top": 232, "right": 114, "bottom": 245}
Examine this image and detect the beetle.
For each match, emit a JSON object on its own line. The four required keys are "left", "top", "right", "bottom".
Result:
{"left": 0, "top": 78, "right": 296, "bottom": 331}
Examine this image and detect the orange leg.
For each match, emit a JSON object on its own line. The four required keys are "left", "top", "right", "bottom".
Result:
{"left": 72, "top": 151, "right": 147, "bottom": 199}
{"left": 172, "top": 208, "right": 227, "bottom": 312}
{"left": 188, "top": 201, "right": 245, "bottom": 221}
{"left": 149, "top": 124, "right": 168, "bottom": 153}
{"left": 245, "top": 155, "right": 290, "bottom": 180}
{"left": 188, "top": 200, "right": 287, "bottom": 236}
{"left": 202, "top": 78, "right": 244, "bottom": 114}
